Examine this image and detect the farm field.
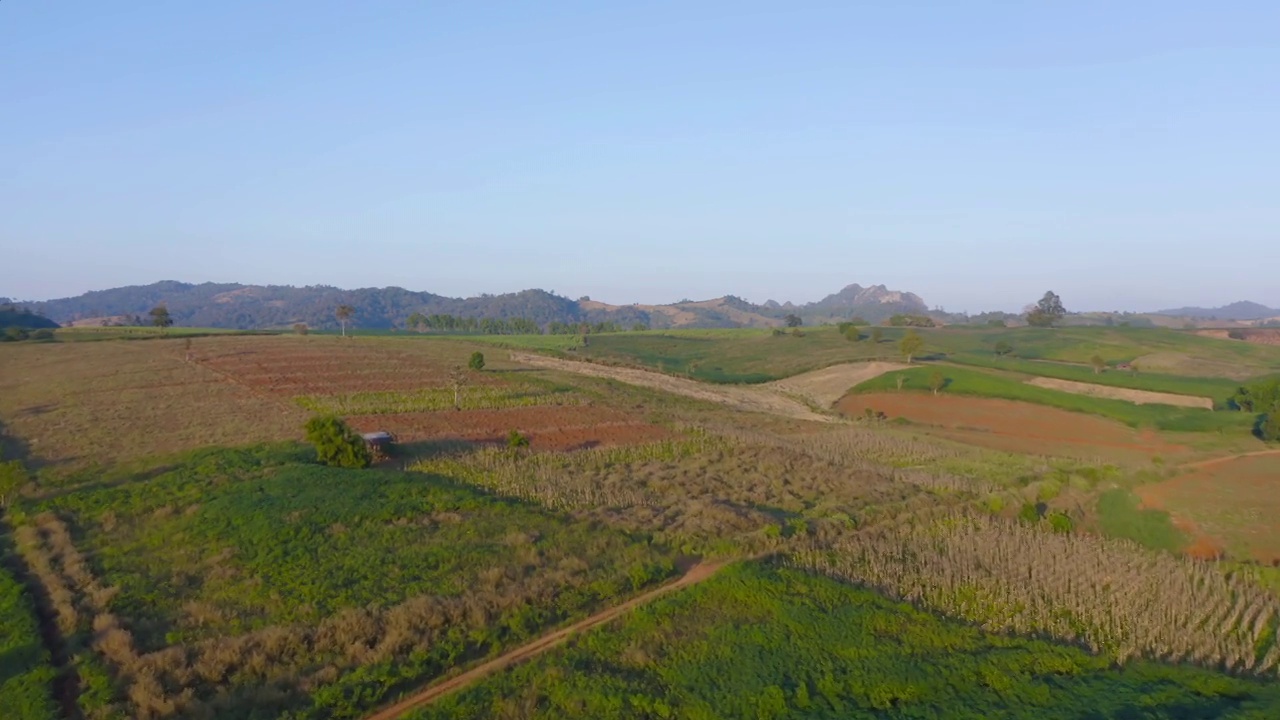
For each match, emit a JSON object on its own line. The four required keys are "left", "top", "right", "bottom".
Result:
{"left": 1, "top": 326, "right": 1279, "bottom": 719}
{"left": 0, "top": 560, "right": 59, "bottom": 720}
{"left": 414, "top": 562, "right": 1280, "bottom": 720}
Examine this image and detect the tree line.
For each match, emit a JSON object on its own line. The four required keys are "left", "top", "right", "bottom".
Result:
{"left": 405, "top": 313, "right": 645, "bottom": 336}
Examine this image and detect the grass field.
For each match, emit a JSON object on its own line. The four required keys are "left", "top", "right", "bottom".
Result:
{"left": 850, "top": 365, "right": 1255, "bottom": 433}
{"left": 13, "top": 444, "right": 678, "bottom": 719}
{"left": 414, "top": 562, "right": 1280, "bottom": 720}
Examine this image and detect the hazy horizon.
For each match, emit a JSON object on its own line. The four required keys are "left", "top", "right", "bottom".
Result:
{"left": 4, "top": 2, "right": 1277, "bottom": 313}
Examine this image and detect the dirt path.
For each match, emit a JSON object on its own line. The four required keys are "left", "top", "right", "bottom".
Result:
{"left": 1025, "top": 377, "right": 1214, "bottom": 409}
{"left": 510, "top": 353, "right": 838, "bottom": 423}
{"left": 1179, "top": 448, "right": 1280, "bottom": 470}
{"left": 363, "top": 559, "right": 732, "bottom": 720}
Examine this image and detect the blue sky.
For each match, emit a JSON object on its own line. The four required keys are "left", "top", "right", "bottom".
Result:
{"left": 2, "top": 1, "right": 1277, "bottom": 312}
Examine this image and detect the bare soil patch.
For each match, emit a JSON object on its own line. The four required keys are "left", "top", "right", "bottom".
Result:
{"left": 510, "top": 353, "right": 837, "bottom": 424}
{"left": 1136, "top": 455, "right": 1280, "bottom": 563}
{"left": 769, "top": 362, "right": 907, "bottom": 408}
{"left": 1026, "top": 377, "right": 1213, "bottom": 409}
{"left": 835, "top": 393, "right": 1187, "bottom": 459}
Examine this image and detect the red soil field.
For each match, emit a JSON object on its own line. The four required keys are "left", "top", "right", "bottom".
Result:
{"left": 347, "top": 405, "right": 672, "bottom": 452}
{"left": 835, "top": 393, "right": 1187, "bottom": 459}
{"left": 1136, "top": 455, "right": 1280, "bottom": 563}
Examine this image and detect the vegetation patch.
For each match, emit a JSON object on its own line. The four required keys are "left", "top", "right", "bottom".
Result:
{"left": 1096, "top": 488, "right": 1188, "bottom": 553}
{"left": 414, "top": 563, "right": 1280, "bottom": 719}
{"left": 0, "top": 559, "right": 59, "bottom": 720}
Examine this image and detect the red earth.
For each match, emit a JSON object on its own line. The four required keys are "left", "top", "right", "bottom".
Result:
{"left": 836, "top": 392, "right": 1188, "bottom": 460}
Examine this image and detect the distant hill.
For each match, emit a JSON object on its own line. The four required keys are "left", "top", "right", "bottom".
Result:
{"left": 18, "top": 280, "right": 930, "bottom": 331}
{"left": 0, "top": 303, "right": 59, "bottom": 330}
{"left": 1155, "top": 301, "right": 1280, "bottom": 321}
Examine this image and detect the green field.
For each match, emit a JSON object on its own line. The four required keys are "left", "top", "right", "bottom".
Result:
{"left": 947, "top": 353, "right": 1244, "bottom": 402}
{"left": 414, "top": 562, "right": 1280, "bottom": 720}
{"left": 851, "top": 365, "right": 1256, "bottom": 433}
{"left": 0, "top": 559, "right": 59, "bottom": 720}
{"left": 17, "top": 444, "right": 678, "bottom": 719}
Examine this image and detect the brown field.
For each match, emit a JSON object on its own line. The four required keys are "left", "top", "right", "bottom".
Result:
{"left": 0, "top": 336, "right": 675, "bottom": 469}
{"left": 767, "top": 361, "right": 906, "bottom": 408}
{"left": 1136, "top": 455, "right": 1280, "bottom": 562}
{"left": 835, "top": 392, "right": 1188, "bottom": 461}
{"left": 1026, "top": 377, "right": 1213, "bottom": 409}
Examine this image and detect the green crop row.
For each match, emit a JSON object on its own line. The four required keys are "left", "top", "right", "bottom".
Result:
{"left": 295, "top": 383, "right": 580, "bottom": 415}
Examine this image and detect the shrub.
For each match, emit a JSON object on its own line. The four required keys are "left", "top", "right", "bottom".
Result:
{"left": 1047, "top": 511, "right": 1074, "bottom": 533}
{"left": 303, "top": 416, "right": 371, "bottom": 468}
{"left": 293, "top": 323, "right": 309, "bottom": 335}
{"left": 506, "top": 429, "right": 529, "bottom": 449}
{"left": 1017, "top": 502, "right": 1041, "bottom": 524}
{"left": 468, "top": 351, "right": 486, "bottom": 371}
{"left": 1259, "top": 411, "right": 1279, "bottom": 443}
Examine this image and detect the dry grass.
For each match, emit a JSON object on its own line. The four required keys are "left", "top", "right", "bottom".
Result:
{"left": 1027, "top": 377, "right": 1213, "bottom": 409}
{"left": 767, "top": 361, "right": 906, "bottom": 408}
{"left": 0, "top": 340, "right": 305, "bottom": 468}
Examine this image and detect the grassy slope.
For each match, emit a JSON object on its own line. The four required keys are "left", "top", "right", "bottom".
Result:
{"left": 948, "top": 353, "right": 1242, "bottom": 401}
{"left": 851, "top": 365, "right": 1255, "bottom": 433}
{"left": 0, "top": 560, "right": 59, "bottom": 720}
{"left": 414, "top": 562, "right": 1280, "bottom": 720}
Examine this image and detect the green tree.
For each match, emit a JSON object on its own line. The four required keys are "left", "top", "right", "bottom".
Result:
{"left": 468, "top": 351, "right": 486, "bottom": 371}
{"left": 2, "top": 326, "right": 29, "bottom": 342}
{"left": 871, "top": 327, "right": 883, "bottom": 344}
{"left": 149, "top": 305, "right": 173, "bottom": 330}
{"left": 784, "top": 314, "right": 803, "bottom": 328}
{"left": 1090, "top": 354, "right": 1107, "bottom": 374}
{"left": 929, "top": 370, "right": 946, "bottom": 395}
{"left": 303, "top": 416, "right": 371, "bottom": 468}
{"left": 336, "top": 304, "right": 355, "bottom": 337}
{"left": 1026, "top": 291, "right": 1066, "bottom": 327}
{"left": 1259, "top": 411, "right": 1278, "bottom": 443}
{"left": 899, "top": 330, "right": 925, "bottom": 364}
{"left": 449, "top": 364, "right": 467, "bottom": 410}
{"left": 994, "top": 340, "right": 1013, "bottom": 357}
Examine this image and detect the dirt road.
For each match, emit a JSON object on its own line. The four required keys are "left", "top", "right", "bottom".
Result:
{"left": 363, "top": 559, "right": 731, "bottom": 720}
{"left": 1179, "top": 448, "right": 1280, "bottom": 470}
{"left": 510, "top": 352, "right": 838, "bottom": 423}
{"left": 1025, "top": 377, "right": 1214, "bottom": 409}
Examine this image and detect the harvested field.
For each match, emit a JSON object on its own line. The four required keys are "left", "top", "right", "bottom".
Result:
{"left": 1130, "top": 352, "right": 1259, "bottom": 380}
{"left": 835, "top": 393, "right": 1188, "bottom": 460}
{"left": 510, "top": 353, "right": 837, "bottom": 423}
{"left": 0, "top": 340, "right": 305, "bottom": 468}
{"left": 767, "top": 361, "right": 906, "bottom": 408}
{"left": 1026, "top": 377, "right": 1213, "bottom": 409}
{"left": 347, "top": 406, "right": 672, "bottom": 452}
{"left": 1136, "top": 455, "right": 1280, "bottom": 563}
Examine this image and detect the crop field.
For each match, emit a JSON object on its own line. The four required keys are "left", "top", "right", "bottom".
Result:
{"left": 1136, "top": 455, "right": 1280, "bottom": 563}
{"left": 415, "top": 562, "right": 1280, "bottom": 720}
{"left": 0, "top": 560, "right": 59, "bottom": 720}
{"left": 3, "top": 325, "right": 1280, "bottom": 719}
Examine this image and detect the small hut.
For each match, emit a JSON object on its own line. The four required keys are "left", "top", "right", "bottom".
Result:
{"left": 361, "top": 431, "right": 397, "bottom": 460}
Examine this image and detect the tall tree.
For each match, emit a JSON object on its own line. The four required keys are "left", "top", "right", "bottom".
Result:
{"left": 1026, "top": 291, "right": 1066, "bottom": 328}
{"left": 929, "top": 370, "right": 946, "bottom": 396}
{"left": 784, "top": 314, "right": 803, "bottom": 328}
{"left": 899, "top": 330, "right": 925, "bottom": 364}
{"left": 149, "top": 305, "right": 173, "bottom": 330}
{"left": 1090, "top": 355, "right": 1107, "bottom": 374}
{"left": 448, "top": 364, "right": 467, "bottom": 410}
{"left": 336, "top": 305, "right": 355, "bottom": 337}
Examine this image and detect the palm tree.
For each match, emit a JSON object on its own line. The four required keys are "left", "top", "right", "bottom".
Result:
{"left": 336, "top": 305, "right": 355, "bottom": 337}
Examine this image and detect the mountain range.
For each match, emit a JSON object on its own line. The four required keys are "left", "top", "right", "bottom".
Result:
{"left": 1154, "top": 301, "right": 1280, "bottom": 321}
{"left": 7, "top": 281, "right": 930, "bottom": 331}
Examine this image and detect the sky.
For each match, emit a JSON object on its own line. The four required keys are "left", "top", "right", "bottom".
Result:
{"left": 2, "top": 1, "right": 1278, "bottom": 313}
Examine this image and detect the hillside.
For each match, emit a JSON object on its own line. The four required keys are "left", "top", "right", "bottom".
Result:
{"left": 19, "top": 280, "right": 930, "bottom": 331}
{"left": 1156, "top": 301, "right": 1280, "bottom": 321}
{"left": 0, "top": 304, "right": 59, "bottom": 330}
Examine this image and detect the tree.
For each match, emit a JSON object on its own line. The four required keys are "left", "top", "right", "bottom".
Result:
{"left": 293, "top": 323, "right": 309, "bottom": 335}
{"left": 784, "top": 314, "right": 803, "bottom": 328}
{"left": 929, "top": 370, "right": 946, "bottom": 396}
{"left": 899, "top": 331, "right": 925, "bottom": 364}
{"left": 303, "top": 416, "right": 371, "bottom": 469}
{"left": 994, "top": 340, "right": 1013, "bottom": 357}
{"left": 871, "top": 327, "right": 884, "bottom": 344}
{"left": 336, "top": 305, "right": 355, "bottom": 337}
{"left": 149, "top": 305, "right": 173, "bottom": 330}
{"left": 1026, "top": 291, "right": 1066, "bottom": 328}
{"left": 1260, "top": 411, "right": 1279, "bottom": 443}
{"left": 1090, "top": 355, "right": 1107, "bottom": 374}
{"left": 468, "top": 351, "right": 486, "bottom": 371}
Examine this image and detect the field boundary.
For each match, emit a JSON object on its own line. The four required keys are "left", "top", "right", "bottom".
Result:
{"left": 363, "top": 558, "right": 733, "bottom": 720}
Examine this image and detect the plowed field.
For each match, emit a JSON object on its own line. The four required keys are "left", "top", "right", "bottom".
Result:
{"left": 835, "top": 392, "right": 1187, "bottom": 460}
{"left": 347, "top": 406, "right": 671, "bottom": 452}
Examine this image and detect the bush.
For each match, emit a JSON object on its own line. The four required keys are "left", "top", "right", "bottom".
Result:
{"left": 506, "top": 429, "right": 529, "bottom": 449}
{"left": 469, "top": 351, "right": 486, "bottom": 371}
{"left": 3, "top": 326, "right": 29, "bottom": 342}
{"left": 1259, "top": 412, "right": 1279, "bottom": 443}
{"left": 303, "top": 416, "right": 371, "bottom": 468}
{"left": 1047, "top": 512, "right": 1074, "bottom": 533}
